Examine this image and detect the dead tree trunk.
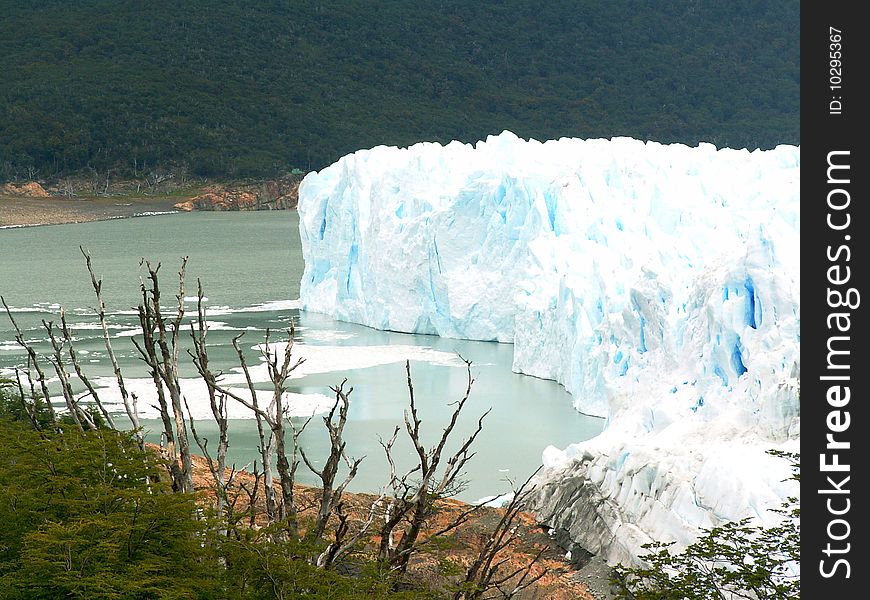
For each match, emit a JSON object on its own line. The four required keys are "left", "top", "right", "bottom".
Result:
{"left": 13, "top": 368, "right": 43, "bottom": 432}
{"left": 316, "top": 491, "right": 385, "bottom": 570}
{"left": 230, "top": 333, "right": 278, "bottom": 522}
{"left": 239, "top": 461, "right": 263, "bottom": 529}
{"left": 42, "top": 316, "right": 95, "bottom": 431}
{"left": 184, "top": 395, "right": 241, "bottom": 534}
{"left": 157, "top": 261, "right": 194, "bottom": 493}
{"left": 131, "top": 314, "right": 176, "bottom": 462}
{"left": 2, "top": 296, "right": 57, "bottom": 423}
{"left": 81, "top": 247, "right": 142, "bottom": 446}
{"left": 261, "top": 331, "right": 304, "bottom": 529}
{"left": 60, "top": 311, "right": 116, "bottom": 429}
{"left": 131, "top": 259, "right": 194, "bottom": 493}
{"left": 300, "top": 380, "right": 364, "bottom": 540}
{"left": 211, "top": 328, "right": 305, "bottom": 531}
{"left": 188, "top": 280, "right": 232, "bottom": 522}
{"left": 377, "top": 359, "right": 490, "bottom": 576}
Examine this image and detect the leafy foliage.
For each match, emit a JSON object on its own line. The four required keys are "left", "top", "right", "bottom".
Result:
{"left": 0, "top": 377, "right": 54, "bottom": 429}
{"left": 216, "top": 525, "right": 440, "bottom": 599}
{"left": 0, "top": 385, "right": 447, "bottom": 599}
{"left": 611, "top": 452, "right": 799, "bottom": 600}
{"left": 0, "top": 1, "right": 799, "bottom": 181}
{"left": 0, "top": 409, "right": 217, "bottom": 598}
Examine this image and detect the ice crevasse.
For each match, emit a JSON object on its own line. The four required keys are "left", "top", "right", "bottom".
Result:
{"left": 298, "top": 131, "right": 800, "bottom": 565}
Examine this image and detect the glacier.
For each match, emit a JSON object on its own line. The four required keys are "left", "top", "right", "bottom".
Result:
{"left": 297, "top": 131, "right": 800, "bottom": 565}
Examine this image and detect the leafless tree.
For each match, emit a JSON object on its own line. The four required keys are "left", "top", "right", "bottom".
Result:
{"left": 454, "top": 468, "right": 547, "bottom": 600}
{"left": 185, "top": 278, "right": 236, "bottom": 524}
{"left": 377, "top": 358, "right": 491, "bottom": 576}
{"left": 42, "top": 315, "right": 95, "bottom": 431}
{"left": 60, "top": 310, "right": 116, "bottom": 429}
{"left": 203, "top": 328, "right": 307, "bottom": 533}
{"left": 81, "top": 247, "right": 142, "bottom": 446}
{"left": 3, "top": 296, "right": 107, "bottom": 432}
{"left": 300, "top": 379, "right": 364, "bottom": 540}
{"left": 178, "top": 164, "right": 189, "bottom": 186}
{"left": 13, "top": 367, "right": 43, "bottom": 432}
{"left": 2, "top": 296, "right": 56, "bottom": 423}
{"left": 316, "top": 491, "right": 385, "bottom": 570}
{"left": 183, "top": 279, "right": 268, "bottom": 533}
{"left": 262, "top": 332, "right": 304, "bottom": 529}
{"left": 0, "top": 160, "right": 13, "bottom": 181}
{"left": 87, "top": 166, "right": 110, "bottom": 196}
{"left": 238, "top": 461, "right": 264, "bottom": 529}
{"left": 184, "top": 398, "right": 246, "bottom": 529}
{"left": 230, "top": 333, "right": 279, "bottom": 522}
{"left": 145, "top": 170, "right": 174, "bottom": 194}
{"left": 58, "top": 178, "right": 76, "bottom": 197}
{"left": 130, "top": 259, "right": 194, "bottom": 493}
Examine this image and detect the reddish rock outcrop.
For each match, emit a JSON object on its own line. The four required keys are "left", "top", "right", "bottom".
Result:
{"left": 173, "top": 175, "right": 300, "bottom": 212}
{"left": 174, "top": 190, "right": 259, "bottom": 212}
{"left": 1, "top": 181, "right": 51, "bottom": 197}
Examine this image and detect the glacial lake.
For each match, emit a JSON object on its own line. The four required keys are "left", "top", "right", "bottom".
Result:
{"left": 0, "top": 211, "right": 603, "bottom": 502}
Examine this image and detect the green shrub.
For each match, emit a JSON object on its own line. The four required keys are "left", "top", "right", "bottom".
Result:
{"left": 611, "top": 452, "right": 799, "bottom": 600}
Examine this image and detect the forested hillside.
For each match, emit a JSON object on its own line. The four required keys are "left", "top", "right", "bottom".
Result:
{"left": 0, "top": 0, "right": 799, "bottom": 181}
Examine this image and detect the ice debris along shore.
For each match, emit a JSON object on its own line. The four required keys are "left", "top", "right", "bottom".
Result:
{"left": 297, "top": 131, "right": 800, "bottom": 565}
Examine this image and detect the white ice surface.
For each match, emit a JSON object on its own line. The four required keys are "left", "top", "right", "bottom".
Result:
{"left": 297, "top": 131, "right": 800, "bottom": 563}
{"left": 64, "top": 342, "right": 461, "bottom": 421}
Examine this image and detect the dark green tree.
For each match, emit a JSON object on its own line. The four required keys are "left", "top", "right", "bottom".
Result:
{"left": 0, "top": 412, "right": 219, "bottom": 599}
{"left": 0, "top": 1, "right": 799, "bottom": 181}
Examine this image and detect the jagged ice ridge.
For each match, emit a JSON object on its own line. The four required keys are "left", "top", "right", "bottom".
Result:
{"left": 297, "top": 131, "right": 800, "bottom": 565}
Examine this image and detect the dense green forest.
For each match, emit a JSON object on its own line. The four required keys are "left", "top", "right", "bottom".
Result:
{"left": 0, "top": 0, "right": 799, "bottom": 181}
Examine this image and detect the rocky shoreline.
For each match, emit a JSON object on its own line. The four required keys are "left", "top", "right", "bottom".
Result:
{"left": 1, "top": 176, "right": 300, "bottom": 228}
{"left": 0, "top": 195, "right": 183, "bottom": 228}
{"left": 180, "top": 448, "right": 607, "bottom": 600}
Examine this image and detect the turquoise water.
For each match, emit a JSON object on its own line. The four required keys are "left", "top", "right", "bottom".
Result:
{"left": 0, "top": 212, "right": 603, "bottom": 501}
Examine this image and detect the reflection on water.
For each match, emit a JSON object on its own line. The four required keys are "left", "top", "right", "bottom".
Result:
{"left": 1, "top": 212, "right": 603, "bottom": 501}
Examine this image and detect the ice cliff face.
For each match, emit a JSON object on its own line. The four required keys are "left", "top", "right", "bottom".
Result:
{"left": 298, "top": 131, "right": 800, "bottom": 565}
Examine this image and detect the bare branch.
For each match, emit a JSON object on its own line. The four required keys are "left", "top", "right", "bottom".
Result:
{"left": 2, "top": 295, "right": 56, "bottom": 423}
{"left": 81, "top": 246, "right": 141, "bottom": 444}
{"left": 42, "top": 315, "right": 92, "bottom": 431}
{"left": 318, "top": 490, "right": 386, "bottom": 569}
{"left": 132, "top": 259, "right": 193, "bottom": 492}
{"left": 186, "top": 278, "right": 231, "bottom": 523}
{"left": 303, "top": 381, "right": 364, "bottom": 540}
{"left": 229, "top": 333, "right": 278, "bottom": 522}
{"left": 453, "top": 467, "right": 545, "bottom": 600}
{"left": 60, "top": 311, "right": 116, "bottom": 429}
{"left": 377, "top": 359, "right": 490, "bottom": 576}
{"left": 220, "top": 325, "right": 304, "bottom": 529}
{"left": 13, "top": 368, "right": 42, "bottom": 432}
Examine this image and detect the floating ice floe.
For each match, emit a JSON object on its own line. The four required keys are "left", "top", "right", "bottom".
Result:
{"left": 62, "top": 341, "right": 461, "bottom": 421}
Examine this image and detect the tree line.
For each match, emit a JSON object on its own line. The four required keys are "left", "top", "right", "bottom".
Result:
{"left": 1, "top": 0, "right": 799, "bottom": 182}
